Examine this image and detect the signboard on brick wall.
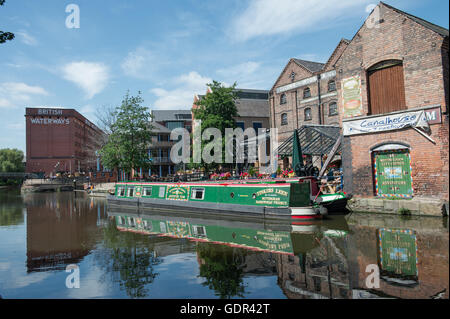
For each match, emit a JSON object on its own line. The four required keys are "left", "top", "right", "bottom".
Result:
{"left": 343, "top": 109, "right": 430, "bottom": 136}
{"left": 341, "top": 75, "right": 363, "bottom": 118}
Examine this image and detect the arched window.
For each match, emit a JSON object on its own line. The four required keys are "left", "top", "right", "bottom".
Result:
{"left": 304, "top": 108, "right": 312, "bottom": 121}
{"left": 329, "top": 102, "right": 338, "bottom": 116}
{"left": 280, "top": 93, "right": 287, "bottom": 105}
{"left": 281, "top": 113, "right": 288, "bottom": 126}
{"left": 328, "top": 80, "right": 336, "bottom": 92}
{"left": 303, "top": 87, "right": 311, "bottom": 99}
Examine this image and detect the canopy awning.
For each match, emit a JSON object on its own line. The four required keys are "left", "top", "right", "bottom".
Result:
{"left": 276, "top": 125, "right": 341, "bottom": 156}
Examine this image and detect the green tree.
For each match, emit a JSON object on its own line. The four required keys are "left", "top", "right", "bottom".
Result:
{"left": 0, "top": 0, "right": 15, "bottom": 44}
{"left": 0, "top": 189, "right": 24, "bottom": 226}
{"left": 197, "top": 242, "right": 247, "bottom": 299}
{"left": 192, "top": 81, "right": 239, "bottom": 174}
{"left": 96, "top": 219, "right": 162, "bottom": 298}
{"left": 99, "top": 92, "right": 153, "bottom": 179}
{"left": 0, "top": 148, "right": 24, "bottom": 172}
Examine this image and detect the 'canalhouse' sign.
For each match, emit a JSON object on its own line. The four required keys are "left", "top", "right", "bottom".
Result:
{"left": 343, "top": 106, "right": 441, "bottom": 137}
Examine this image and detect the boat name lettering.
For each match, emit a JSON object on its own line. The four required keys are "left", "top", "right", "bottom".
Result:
{"left": 255, "top": 188, "right": 288, "bottom": 197}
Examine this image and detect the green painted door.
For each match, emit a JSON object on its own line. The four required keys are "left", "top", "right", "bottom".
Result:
{"left": 374, "top": 150, "right": 413, "bottom": 198}
{"left": 378, "top": 228, "right": 418, "bottom": 280}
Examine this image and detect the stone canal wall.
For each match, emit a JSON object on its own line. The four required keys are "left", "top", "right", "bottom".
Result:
{"left": 348, "top": 196, "right": 449, "bottom": 217}
{"left": 85, "top": 182, "right": 116, "bottom": 197}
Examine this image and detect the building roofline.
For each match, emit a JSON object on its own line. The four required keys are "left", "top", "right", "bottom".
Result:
{"left": 380, "top": 1, "right": 449, "bottom": 37}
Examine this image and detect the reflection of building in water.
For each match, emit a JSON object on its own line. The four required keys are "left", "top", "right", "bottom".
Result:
{"left": 349, "top": 218, "right": 449, "bottom": 299}
{"left": 26, "top": 193, "right": 104, "bottom": 272}
{"left": 109, "top": 211, "right": 449, "bottom": 299}
{"left": 196, "top": 243, "right": 278, "bottom": 277}
{"left": 277, "top": 232, "right": 352, "bottom": 299}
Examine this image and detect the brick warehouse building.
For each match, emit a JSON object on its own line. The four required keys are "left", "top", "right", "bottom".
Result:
{"left": 269, "top": 39, "right": 349, "bottom": 168}
{"left": 25, "top": 107, "right": 106, "bottom": 178}
{"left": 335, "top": 2, "right": 449, "bottom": 200}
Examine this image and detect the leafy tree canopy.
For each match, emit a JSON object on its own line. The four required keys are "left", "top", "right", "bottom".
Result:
{"left": 0, "top": 148, "right": 24, "bottom": 172}
{"left": 0, "top": 1, "right": 14, "bottom": 44}
{"left": 191, "top": 81, "right": 239, "bottom": 172}
{"left": 98, "top": 92, "right": 154, "bottom": 176}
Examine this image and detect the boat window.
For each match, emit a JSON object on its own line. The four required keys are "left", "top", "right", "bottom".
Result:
{"left": 143, "top": 220, "right": 153, "bottom": 231}
{"left": 230, "top": 192, "right": 234, "bottom": 198}
{"left": 159, "top": 187, "right": 165, "bottom": 197}
{"left": 117, "top": 216, "right": 125, "bottom": 225}
{"left": 128, "top": 217, "right": 136, "bottom": 227}
{"left": 128, "top": 187, "right": 134, "bottom": 197}
{"left": 192, "top": 225, "right": 207, "bottom": 238}
{"left": 252, "top": 193, "right": 256, "bottom": 199}
{"left": 143, "top": 186, "right": 152, "bottom": 197}
{"left": 191, "top": 188, "right": 205, "bottom": 200}
{"left": 118, "top": 187, "right": 125, "bottom": 196}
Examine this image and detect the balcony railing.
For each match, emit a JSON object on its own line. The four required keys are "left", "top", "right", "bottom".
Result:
{"left": 151, "top": 157, "right": 171, "bottom": 164}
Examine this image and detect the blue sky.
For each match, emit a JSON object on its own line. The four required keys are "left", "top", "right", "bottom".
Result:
{"left": 0, "top": 0, "right": 448, "bottom": 154}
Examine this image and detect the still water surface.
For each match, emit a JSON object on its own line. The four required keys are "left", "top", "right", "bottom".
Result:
{"left": 0, "top": 189, "right": 448, "bottom": 299}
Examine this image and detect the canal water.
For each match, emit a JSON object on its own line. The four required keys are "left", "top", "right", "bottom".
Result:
{"left": 0, "top": 188, "right": 448, "bottom": 299}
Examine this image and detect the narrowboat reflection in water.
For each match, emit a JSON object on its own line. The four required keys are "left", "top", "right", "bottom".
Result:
{"left": 107, "top": 209, "right": 355, "bottom": 299}
{"left": 107, "top": 209, "right": 350, "bottom": 256}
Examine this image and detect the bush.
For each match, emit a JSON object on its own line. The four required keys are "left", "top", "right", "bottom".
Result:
{"left": 398, "top": 207, "right": 411, "bottom": 216}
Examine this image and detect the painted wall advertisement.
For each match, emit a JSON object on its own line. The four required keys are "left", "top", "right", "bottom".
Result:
{"left": 341, "top": 75, "right": 363, "bottom": 118}
{"left": 374, "top": 150, "right": 413, "bottom": 198}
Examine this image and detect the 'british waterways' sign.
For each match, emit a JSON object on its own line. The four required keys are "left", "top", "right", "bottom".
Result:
{"left": 343, "top": 109, "right": 431, "bottom": 136}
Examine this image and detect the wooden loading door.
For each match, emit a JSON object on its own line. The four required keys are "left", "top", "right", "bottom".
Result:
{"left": 368, "top": 61, "right": 406, "bottom": 115}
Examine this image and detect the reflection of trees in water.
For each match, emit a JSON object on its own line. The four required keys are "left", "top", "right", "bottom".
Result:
{"left": 196, "top": 242, "right": 247, "bottom": 299}
{"left": 95, "top": 218, "right": 162, "bottom": 298}
{"left": 0, "top": 189, "right": 24, "bottom": 226}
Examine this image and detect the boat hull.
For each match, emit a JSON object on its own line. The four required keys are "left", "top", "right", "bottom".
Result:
{"left": 107, "top": 194, "right": 323, "bottom": 220}
{"left": 316, "top": 193, "right": 351, "bottom": 215}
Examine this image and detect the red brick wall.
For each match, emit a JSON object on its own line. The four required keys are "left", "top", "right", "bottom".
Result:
{"left": 335, "top": 3, "right": 449, "bottom": 200}
{"left": 346, "top": 123, "right": 449, "bottom": 199}
{"left": 351, "top": 225, "right": 449, "bottom": 299}
{"left": 271, "top": 60, "right": 314, "bottom": 144}
{"left": 25, "top": 108, "right": 103, "bottom": 176}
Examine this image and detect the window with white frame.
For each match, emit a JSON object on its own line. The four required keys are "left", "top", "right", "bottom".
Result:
{"left": 304, "top": 108, "right": 312, "bottom": 121}
{"left": 328, "top": 80, "right": 336, "bottom": 92}
{"left": 143, "top": 186, "right": 152, "bottom": 197}
{"left": 329, "top": 102, "right": 338, "bottom": 116}
{"left": 281, "top": 113, "right": 288, "bottom": 126}
{"left": 192, "top": 225, "right": 207, "bottom": 238}
{"left": 303, "top": 87, "right": 311, "bottom": 99}
{"left": 191, "top": 188, "right": 205, "bottom": 200}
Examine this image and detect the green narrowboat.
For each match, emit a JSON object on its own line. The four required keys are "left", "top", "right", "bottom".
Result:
{"left": 107, "top": 179, "right": 327, "bottom": 220}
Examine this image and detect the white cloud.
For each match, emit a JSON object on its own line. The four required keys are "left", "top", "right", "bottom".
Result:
{"left": 121, "top": 47, "right": 164, "bottom": 79}
{"left": 230, "top": 0, "right": 371, "bottom": 41}
{"left": 80, "top": 104, "right": 94, "bottom": 113}
{"left": 150, "top": 71, "right": 212, "bottom": 110}
{"left": 16, "top": 30, "right": 37, "bottom": 46}
{"left": 216, "top": 61, "right": 267, "bottom": 87}
{"left": 62, "top": 61, "right": 109, "bottom": 99}
{"left": 217, "top": 61, "right": 261, "bottom": 79}
{"left": 0, "top": 82, "right": 49, "bottom": 109}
